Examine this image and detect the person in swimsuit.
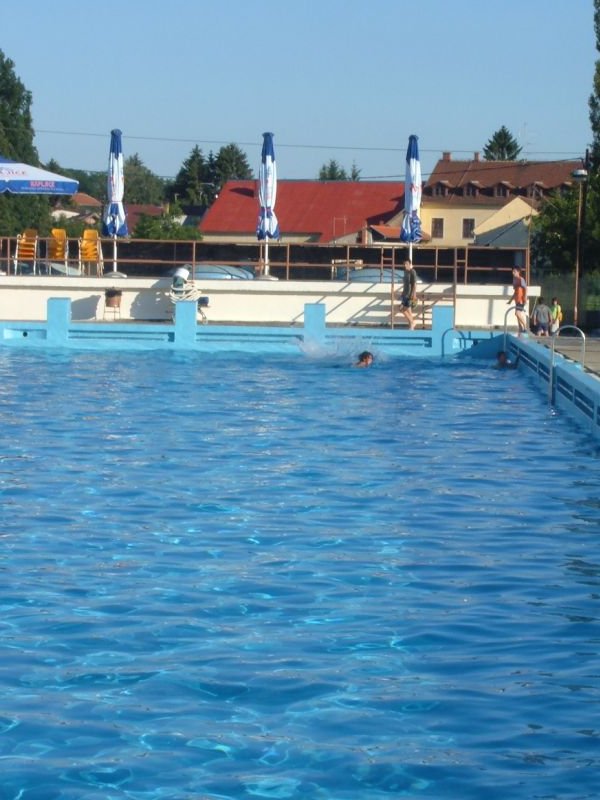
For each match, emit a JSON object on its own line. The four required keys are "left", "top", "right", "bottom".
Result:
{"left": 508, "top": 267, "right": 528, "bottom": 335}
{"left": 355, "top": 351, "right": 374, "bottom": 367}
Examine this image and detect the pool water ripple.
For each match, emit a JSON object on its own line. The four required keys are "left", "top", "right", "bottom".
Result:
{"left": 1, "top": 350, "right": 599, "bottom": 799}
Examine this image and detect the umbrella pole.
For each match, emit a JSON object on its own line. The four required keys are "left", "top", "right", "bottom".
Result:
{"left": 264, "top": 239, "right": 270, "bottom": 276}
{"left": 113, "top": 235, "right": 117, "bottom": 272}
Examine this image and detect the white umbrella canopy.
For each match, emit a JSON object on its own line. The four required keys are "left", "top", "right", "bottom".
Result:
{"left": 256, "top": 132, "right": 280, "bottom": 277}
{"left": 400, "top": 134, "right": 423, "bottom": 260}
{"left": 102, "top": 129, "right": 128, "bottom": 274}
{"left": 0, "top": 156, "right": 78, "bottom": 195}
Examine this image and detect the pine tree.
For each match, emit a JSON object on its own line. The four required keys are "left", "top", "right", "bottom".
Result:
{"left": 482, "top": 126, "right": 522, "bottom": 161}
{"left": 318, "top": 160, "right": 348, "bottom": 180}
{"left": 169, "top": 146, "right": 212, "bottom": 207}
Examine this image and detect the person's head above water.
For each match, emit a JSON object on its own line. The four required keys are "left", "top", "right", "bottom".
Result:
{"left": 356, "top": 351, "right": 374, "bottom": 367}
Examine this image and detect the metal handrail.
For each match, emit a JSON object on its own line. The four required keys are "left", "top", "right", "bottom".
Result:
{"left": 551, "top": 325, "right": 586, "bottom": 368}
{"left": 548, "top": 325, "right": 586, "bottom": 404}
{"left": 503, "top": 304, "right": 526, "bottom": 351}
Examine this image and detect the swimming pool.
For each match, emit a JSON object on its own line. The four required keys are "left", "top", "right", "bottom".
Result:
{"left": 1, "top": 351, "right": 598, "bottom": 799}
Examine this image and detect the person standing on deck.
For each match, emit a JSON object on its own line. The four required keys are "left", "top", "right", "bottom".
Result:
{"left": 550, "top": 297, "right": 563, "bottom": 335}
{"left": 396, "top": 259, "right": 417, "bottom": 330}
{"left": 508, "top": 267, "right": 528, "bottom": 336}
{"left": 532, "top": 297, "right": 552, "bottom": 336}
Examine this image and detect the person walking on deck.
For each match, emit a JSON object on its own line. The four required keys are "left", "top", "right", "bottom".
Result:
{"left": 396, "top": 259, "right": 417, "bottom": 330}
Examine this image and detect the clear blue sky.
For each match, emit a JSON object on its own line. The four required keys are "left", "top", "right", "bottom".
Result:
{"left": 1, "top": 0, "right": 595, "bottom": 182}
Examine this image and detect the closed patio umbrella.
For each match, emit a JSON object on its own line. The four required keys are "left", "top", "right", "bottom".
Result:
{"left": 400, "top": 134, "right": 422, "bottom": 260}
{"left": 256, "top": 132, "right": 280, "bottom": 277}
{"left": 102, "top": 129, "right": 128, "bottom": 274}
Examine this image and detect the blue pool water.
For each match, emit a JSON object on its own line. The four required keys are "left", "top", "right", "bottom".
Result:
{"left": 1, "top": 350, "right": 599, "bottom": 800}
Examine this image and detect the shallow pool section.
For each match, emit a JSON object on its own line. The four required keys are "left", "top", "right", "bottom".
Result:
{"left": 1, "top": 351, "right": 598, "bottom": 799}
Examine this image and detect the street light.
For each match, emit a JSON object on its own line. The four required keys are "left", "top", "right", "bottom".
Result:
{"left": 572, "top": 167, "right": 588, "bottom": 327}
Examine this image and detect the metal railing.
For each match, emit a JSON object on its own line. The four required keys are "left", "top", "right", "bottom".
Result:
{"left": 1, "top": 235, "right": 521, "bottom": 283}
{"left": 548, "top": 325, "right": 586, "bottom": 404}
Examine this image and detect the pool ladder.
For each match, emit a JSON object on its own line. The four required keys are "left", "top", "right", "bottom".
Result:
{"left": 547, "top": 325, "right": 586, "bottom": 404}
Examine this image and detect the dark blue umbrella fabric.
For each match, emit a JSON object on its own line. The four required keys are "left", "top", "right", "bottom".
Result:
{"left": 400, "top": 134, "right": 422, "bottom": 250}
{"left": 102, "top": 129, "right": 128, "bottom": 238}
{"left": 257, "top": 132, "right": 280, "bottom": 242}
{"left": 102, "top": 129, "right": 128, "bottom": 273}
{"left": 0, "top": 157, "right": 78, "bottom": 195}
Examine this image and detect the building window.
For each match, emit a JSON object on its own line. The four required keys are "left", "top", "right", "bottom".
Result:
{"left": 462, "top": 218, "right": 475, "bottom": 239}
{"left": 465, "top": 184, "right": 478, "bottom": 197}
{"left": 496, "top": 184, "right": 508, "bottom": 197}
{"left": 432, "top": 218, "right": 444, "bottom": 238}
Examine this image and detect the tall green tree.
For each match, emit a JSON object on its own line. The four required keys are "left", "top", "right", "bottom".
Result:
{"left": 589, "top": 0, "right": 600, "bottom": 170}
{"left": 318, "top": 159, "right": 361, "bottom": 180}
{"left": 124, "top": 153, "right": 166, "bottom": 204}
{"left": 169, "top": 143, "right": 253, "bottom": 207}
{"left": 482, "top": 126, "right": 522, "bottom": 160}
{"left": 530, "top": 190, "right": 578, "bottom": 274}
{"left": 585, "top": 0, "right": 600, "bottom": 267}
{"left": 168, "top": 145, "right": 212, "bottom": 206}
{"left": 0, "top": 50, "right": 51, "bottom": 235}
{"left": 52, "top": 163, "right": 105, "bottom": 199}
{"left": 318, "top": 160, "right": 348, "bottom": 180}
{"left": 214, "top": 143, "right": 253, "bottom": 184}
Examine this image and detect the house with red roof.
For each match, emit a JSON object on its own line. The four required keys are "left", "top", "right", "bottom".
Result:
{"left": 199, "top": 180, "right": 405, "bottom": 245}
{"left": 199, "top": 154, "right": 584, "bottom": 253}
{"left": 421, "top": 151, "right": 582, "bottom": 247}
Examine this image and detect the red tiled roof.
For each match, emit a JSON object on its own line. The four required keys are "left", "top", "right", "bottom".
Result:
{"left": 428, "top": 157, "right": 582, "bottom": 191}
{"left": 200, "top": 180, "right": 404, "bottom": 243}
{"left": 72, "top": 191, "right": 102, "bottom": 207}
{"left": 371, "top": 224, "right": 402, "bottom": 239}
{"left": 125, "top": 204, "right": 164, "bottom": 232}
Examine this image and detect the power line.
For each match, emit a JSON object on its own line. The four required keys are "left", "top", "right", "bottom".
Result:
{"left": 33, "top": 127, "right": 586, "bottom": 182}
{"left": 35, "top": 127, "right": 584, "bottom": 159}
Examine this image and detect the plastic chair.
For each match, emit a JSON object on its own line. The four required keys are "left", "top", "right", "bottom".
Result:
{"left": 48, "top": 228, "right": 68, "bottom": 267}
{"left": 78, "top": 229, "right": 104, "bottom": 276}
{"left": 14, "top": 228, "right": 38, "bottom": 274}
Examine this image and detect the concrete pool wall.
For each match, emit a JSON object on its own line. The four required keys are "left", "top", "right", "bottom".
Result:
{"left": 0, "top": 298, "right": 491, "bottom": 357}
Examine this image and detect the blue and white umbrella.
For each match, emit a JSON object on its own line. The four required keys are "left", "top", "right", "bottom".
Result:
{"left": 257, "top": 132, "right": 280, "bottom": 276}
{"left": 0, "top": 156, "right": 78, "bottom": 195}
{"left": 102, "top": 129, "right": 128, "bottom": 273}
{"left": 400, "top": 134, "right": 422, "bottom": 258}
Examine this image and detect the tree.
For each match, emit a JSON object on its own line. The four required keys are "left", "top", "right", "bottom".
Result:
{"left": 482, "top": 126, "right": 522, "bottom": 161}
{"left": 168, "top": 143, "right": 253, "bottom": 207}
{"left": 318, "top": 159, "right": 361, "bottom": 180}
{"left": 589, "top": 0, "right": 600, "bottom": 169}
{"left": 0, "top": 50, "right": 51, "bottom": 235}
{"left": 124, "top": 153, "right": 165, "bottom": 204}
{"left": 318, "top": 160, "right": 348, "bottom": 180}
{"left": 530, "top": 190, "right": 579, "bottom": 274}
{"left": 214, "top": 143, "right": 253, "bottom": 184}
{"left": 349, "top": 162, "right": 362, "bottom": 181}
{"left": 168, "top": 145, "right": 212, "bottom": 206}
{"left": 584, "top": 0, "right": 600, "bottom": 271}
{"left": 133, "top": 201, "right": 202, "bottom": 240}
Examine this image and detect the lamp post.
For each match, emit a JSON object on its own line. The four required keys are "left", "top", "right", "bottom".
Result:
{"left": 572, "top": 167, "right": 588, "bottom": 327}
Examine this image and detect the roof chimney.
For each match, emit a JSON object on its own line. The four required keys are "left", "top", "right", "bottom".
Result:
{"left": 442, "top": 151, "right": 451, "bottom": 161}
{"left": 474, "top": 151, "right": 480, "bottom": 162}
